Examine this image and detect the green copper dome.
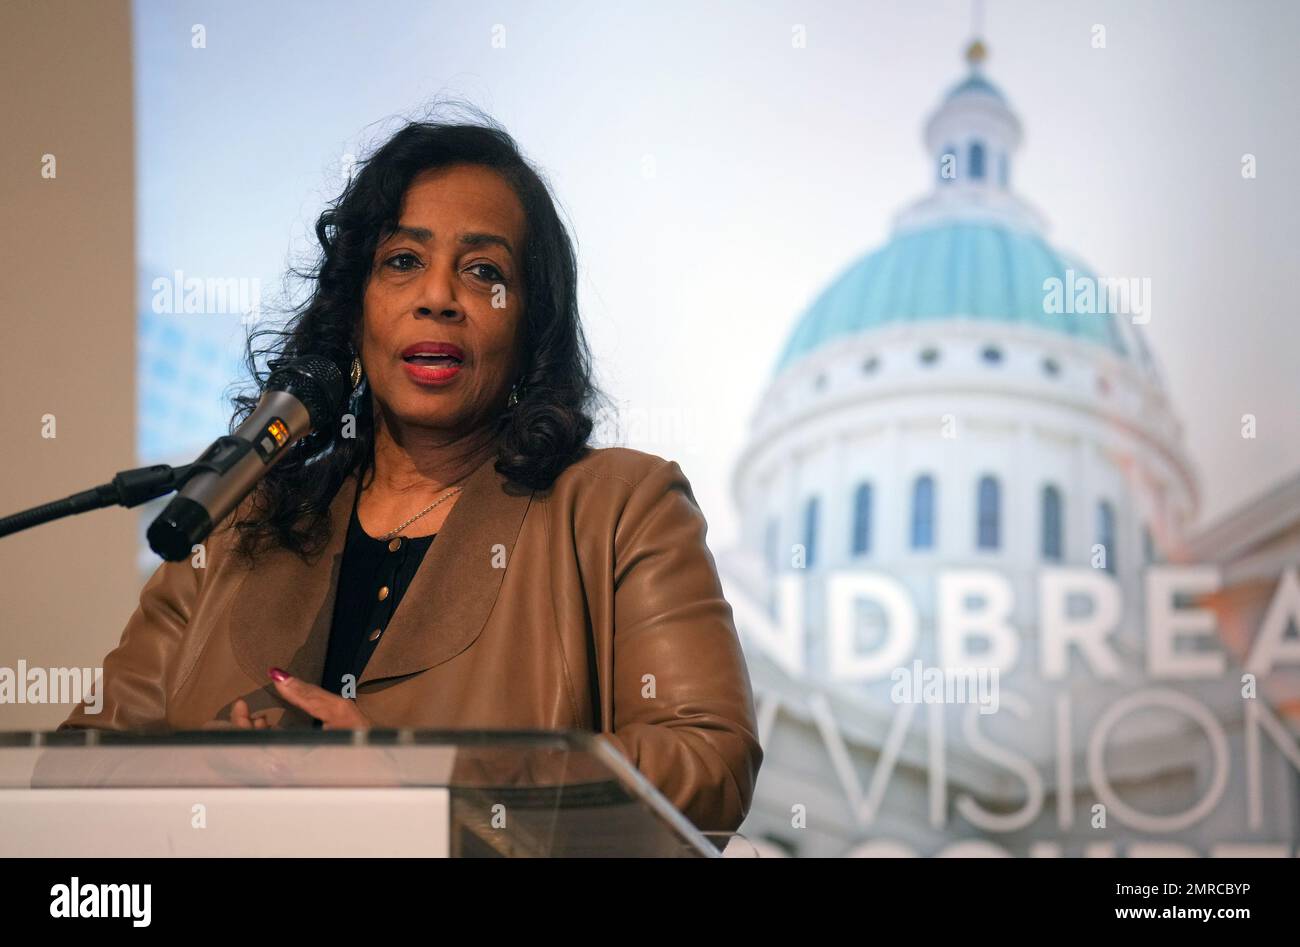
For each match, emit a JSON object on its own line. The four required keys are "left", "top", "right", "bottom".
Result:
{"left": 773, "top": 221, "right": 1146, "bottom": 375}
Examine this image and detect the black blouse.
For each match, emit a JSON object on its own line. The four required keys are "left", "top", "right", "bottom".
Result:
{"left": 320, "top": 487, "right": 436, "bottom": 698}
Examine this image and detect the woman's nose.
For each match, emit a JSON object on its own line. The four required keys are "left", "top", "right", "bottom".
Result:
{"left": 412, "top": 264, "right": 463, "bottom": 320}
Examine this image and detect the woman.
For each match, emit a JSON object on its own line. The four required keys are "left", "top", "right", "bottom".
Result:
{"left": 58, "top": 113, "right": 762, "bottom": 834}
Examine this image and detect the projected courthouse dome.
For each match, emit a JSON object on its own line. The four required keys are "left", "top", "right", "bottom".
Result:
{"left": 732, "top": 39, "right": 1197, "bottom": 617}
{"left": 773, "top": 50, "right": 1159, "bottom": 380}
{"left": 713, "top": 42, "right": 1275, "bottom": 859}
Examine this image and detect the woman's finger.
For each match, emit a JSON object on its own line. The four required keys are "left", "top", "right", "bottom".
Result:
{"left": 268, "top": 667, "right": 370, "bottom": 729}
{"left": 231, "top": 698, "right": 253, "bottom": 729}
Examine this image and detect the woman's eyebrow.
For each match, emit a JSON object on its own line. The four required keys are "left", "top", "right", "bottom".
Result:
{"left": 392, "top": 224, "right": 433, "bottom": 242}
{"left": 460, "top": 232, "right": 515, "bottom": 257}
{"left": 388, "top": 224, "right": 514, "bottom": 257}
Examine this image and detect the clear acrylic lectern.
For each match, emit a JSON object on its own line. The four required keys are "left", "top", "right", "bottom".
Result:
{"left": 0, "top": 729, "right": 727, "bottom": 857}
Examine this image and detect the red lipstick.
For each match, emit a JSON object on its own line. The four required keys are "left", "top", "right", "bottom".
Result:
{"left": 401, "top": 341, "right": 464, "bottom": 386}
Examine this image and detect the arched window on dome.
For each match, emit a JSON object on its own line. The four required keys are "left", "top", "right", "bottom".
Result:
{"left": 1097, "top": 500, "right": 1117, "bottom": 574}
{"left": 1041, "top": 485, "right": 1063, "bottom": 561}
{"left": 969, "top": 141, "right": 986, "bottom": 181}
{"left": 802, "top": 496, "right": 820, "bottom": 568}
{"left": 911, "top": 475, "right": 936, "bottom": 550}
{"left": 852, "top": 482, "right": 873, "bottom": 556}
{"left": 976, "top": 475, "right": 1000, "bottom": 550}
{"left": 999, "top": 153, "right": 1008, "bottom": 187}
{"left": 765, "top": 516, "right": 781, "bottom": 616}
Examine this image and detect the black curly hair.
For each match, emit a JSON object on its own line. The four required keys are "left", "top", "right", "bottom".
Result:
{"left": 227, "top": 103, "right": 607, "bottom": 563}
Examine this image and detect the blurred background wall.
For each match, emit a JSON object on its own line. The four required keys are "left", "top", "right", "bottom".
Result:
{"left": 0, "top": 0, "right": 137, "bottom": 730}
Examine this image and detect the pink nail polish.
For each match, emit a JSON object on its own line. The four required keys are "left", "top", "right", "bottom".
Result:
{"left": 268, "top": 667, "right": 290, "bottom": 682}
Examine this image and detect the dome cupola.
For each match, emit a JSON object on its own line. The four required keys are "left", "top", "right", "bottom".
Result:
{"left": 924, "top": 40, "right": 1021, "bottom": 192}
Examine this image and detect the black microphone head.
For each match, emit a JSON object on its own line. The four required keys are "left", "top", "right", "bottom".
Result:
{"left": 265, "top": 354, "right": 349, "bottom": 431}
{"left": 147, "top": 496, "right": 212, "bottom": 562}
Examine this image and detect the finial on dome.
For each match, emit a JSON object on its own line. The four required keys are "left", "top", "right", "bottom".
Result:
{"left": 965, "top": 0, "right": 987, "bottom": 68}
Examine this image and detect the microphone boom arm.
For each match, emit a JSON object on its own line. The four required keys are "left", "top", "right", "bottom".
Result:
{"left": 0, "top": 463, "right": 197, "bottom": 539}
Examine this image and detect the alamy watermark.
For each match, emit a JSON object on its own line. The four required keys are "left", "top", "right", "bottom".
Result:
{"left": 1043, "top": 268, "right": 1150, "bottom": 325}
{"left": 151, "top": 269, "right": 262, "bottom": 322}
{"left": 890, "top": 659, "right": 1000, "bottom": 715}
{"left": 50, "top": 877, "right": 151, "bottom": 927}
{"left": 0, "top": 662, "right": 102, "bottom": 712}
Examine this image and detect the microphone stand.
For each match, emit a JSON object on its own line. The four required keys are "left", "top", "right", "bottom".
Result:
{"left": 0, "top": 464, "right": 196, "bottom": 539}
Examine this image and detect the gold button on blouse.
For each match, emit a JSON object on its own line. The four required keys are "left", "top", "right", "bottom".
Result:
{"left": 377, "top": 585, "right": 390, "bottom": 601}
{"left": 387, "top": 537, "right": 402, "bottom": 552}
{"left": 368, "top": 628, "right": 383, "bottom": 642}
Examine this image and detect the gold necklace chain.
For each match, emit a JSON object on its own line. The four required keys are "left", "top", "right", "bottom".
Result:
{"left": 379, "top": 486, "right": 463, "bottom": 541}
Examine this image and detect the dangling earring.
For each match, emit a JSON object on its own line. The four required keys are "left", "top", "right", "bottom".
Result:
{"left": 350, "top": 355, "right": 363, "bottom": 392}
{"left": 507, "top": 379, "right": 521, "bottom": 408}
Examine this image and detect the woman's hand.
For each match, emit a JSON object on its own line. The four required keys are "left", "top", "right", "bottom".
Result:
{"left": 216, "top": 669, "right": 372, "bottom": 730}
{"left": 266, "top": 667, "right": 371, "bottom": 730}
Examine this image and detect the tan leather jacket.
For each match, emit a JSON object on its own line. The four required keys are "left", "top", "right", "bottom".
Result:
{"left": 58, "top": 447, "right": 762, "bottom": 833}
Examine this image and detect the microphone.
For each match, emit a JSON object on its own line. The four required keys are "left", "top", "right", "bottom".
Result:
{"left": 147, "top": 354, "right": 349, "bottom": 561}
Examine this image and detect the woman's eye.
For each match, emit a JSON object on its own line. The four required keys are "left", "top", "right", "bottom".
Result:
{"left": 468, "top": 262, "right": 504, "bottom": 282}
{"left": 384, "top": 252, "right": 420, "bottom": 271}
